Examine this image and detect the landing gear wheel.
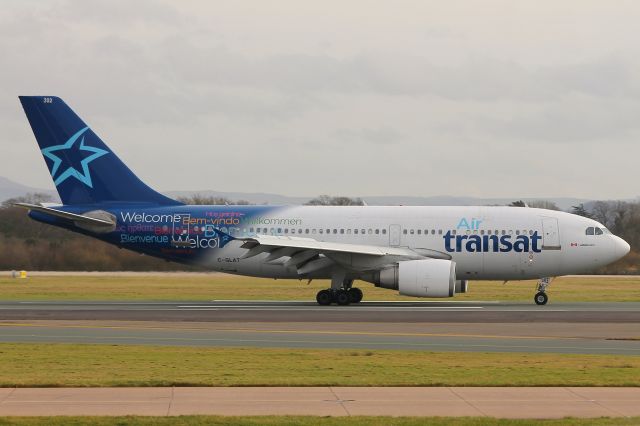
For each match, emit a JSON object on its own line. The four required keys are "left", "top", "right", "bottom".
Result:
{"left": 335, "top": 289, "right": 351, "bottom": 306}
{"left": 348, "top": 288, "right": 363, "bottom": 303}
{"left": 534, "top": 292, "right": 548, "bottom": 306}
{"left": 316, "top": 289, "right": 333, "bottom": 306}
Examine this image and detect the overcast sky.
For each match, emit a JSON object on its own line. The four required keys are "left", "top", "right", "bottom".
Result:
{"left": 1, "top": 1, "right": 639, "bottom": 199}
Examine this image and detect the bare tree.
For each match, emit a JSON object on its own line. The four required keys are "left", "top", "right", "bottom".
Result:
{"left": 2, "top": 192, "right": 54, "bottom": 208}
{"left": 305, "top": 195, "right": 365, "bottom": 206}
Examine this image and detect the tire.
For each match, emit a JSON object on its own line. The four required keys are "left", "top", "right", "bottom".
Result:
{"left": 348, "top": 288, "right": 363, "bottom": 303}
{"left": 335, "top": 290, "right": 351, "bottom": 306}
{"left": 316, "top": 289, "right": 333, "bottom": 306}
{"left": 534, "top": 292, "right": 548, "bottom": 306}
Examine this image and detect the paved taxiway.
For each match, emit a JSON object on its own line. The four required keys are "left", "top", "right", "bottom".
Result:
{"left": 1, "top": 301, "right": 638, "bottom": 354}
{"left": 1, "top": 387, "right": 639, "bottom": 418}
{"left": 1, "top": 300, "right": 639, "bottom": 322}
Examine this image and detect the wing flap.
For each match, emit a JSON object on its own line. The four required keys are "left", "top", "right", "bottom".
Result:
{"left": 238, "top": 235, "right": 450, "bottom": 275}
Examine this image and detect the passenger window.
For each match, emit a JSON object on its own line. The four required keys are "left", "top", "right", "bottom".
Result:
{"left": 326, "top": 229, "right": 330, "bottom": 234}
{"left": 375, "top": 229, "right": 380, "bottom": 235}
{"left": 382, "top": 229, "right": 387, "bottom": 234}
{"left": 586, "top": 227, "right": 595, "bottom": 235}
{"left": 452, "top": 230, "right": 456, "bottom": 236}
{"left": 480, "top": 230, "right": 485, "bottom": 235}
{"left": 410, "top": 229, "right": 414, "bottom": 235}
{"left": 318, "top": 229, "right": 323, "bottom": 234}
{"left": 438, "top": 229, "right": 442, "bottom": 235}
{"left": 417, "top": 229, "right": 422, "bottom": 235}
{"left": 595, "top": 227, "right": 603, "bottom": 235}
{"left": 340, "top": 229, "right": 344, "bottom": 234}
{"left": 333, "top": 229, "right": 337, "bottom": 234}
{"left": 368, "top": 229, "right": 373, "bottom": 234}
{"left": 305, "top": 229, "right": 309, "bottom": 234}
{"left": 403, "top": 229, "right": 407, "bottom": 235}
{"left": 278, "top": 228, "right": 282, "bottom": 234}
{"left": 354, "top": 229, "right": 358, "bottom": 234}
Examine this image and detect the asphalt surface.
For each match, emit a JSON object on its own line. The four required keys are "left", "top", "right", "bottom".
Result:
{"left": 0, "top": 320, "right": 638, "bottom": 354}
{"left": 0, "top": 300, "right": 639, "bottom": 322}
{"left": 0, "top": 300, "right": 638, "bottom": 354}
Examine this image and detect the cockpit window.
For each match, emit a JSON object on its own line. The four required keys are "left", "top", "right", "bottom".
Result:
{"left": 602, "top": 227, "right": 612, "bottom": 234}
{"left": 585, "top": 227, "right": 594, "bottom": 235}
{"left": 595, "top": 227, "right": 603, "bottom": 235}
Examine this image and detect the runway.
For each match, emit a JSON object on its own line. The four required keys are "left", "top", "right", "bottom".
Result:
{"left": 1, "top": 301, "right": 638, "bottom": 354}
{"left": 1, "top": 300, "right": 639, "bottom": 322}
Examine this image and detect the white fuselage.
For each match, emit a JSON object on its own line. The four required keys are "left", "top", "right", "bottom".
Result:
{"left": 197, "top": 205, "right": 629, "bottom": 280}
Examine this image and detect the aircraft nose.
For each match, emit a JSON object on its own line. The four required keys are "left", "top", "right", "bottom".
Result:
{"left": 614, "top": 236, "right": 631, "bottom": 258}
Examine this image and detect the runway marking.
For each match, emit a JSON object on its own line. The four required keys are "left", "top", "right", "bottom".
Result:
{"left": 177, "top": 305, "right": 484, "bottom": 309}
{"left": 0, "top": 322, "right": 613, "bottom": 341}
{"left": 0, "top": 333, "right": 638, "bottom": 353}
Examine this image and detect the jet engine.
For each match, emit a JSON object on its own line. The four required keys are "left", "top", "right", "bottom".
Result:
{"left": 366, "top": 259, "right": 457, "bottom": 298}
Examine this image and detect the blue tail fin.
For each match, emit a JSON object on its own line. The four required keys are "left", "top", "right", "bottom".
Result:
{"left": 19, "top": 96, "right": 180, "bottom": 206}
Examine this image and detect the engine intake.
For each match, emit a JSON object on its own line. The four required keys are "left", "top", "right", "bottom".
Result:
{"left": 367, "top": 259, "right": 457, "bottom": 298}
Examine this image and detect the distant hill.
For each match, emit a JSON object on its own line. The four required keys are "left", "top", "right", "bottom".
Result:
{"left": 0, "top": 176, "right": 596, "bottom": 210}
{"left": 0, "top": 176, "right": 57, "bottom": 202}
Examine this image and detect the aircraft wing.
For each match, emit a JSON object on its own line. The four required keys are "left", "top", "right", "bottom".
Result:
{"left": 13, "top": 203, "right": 116, "bottom": 229}
{"left": 239, "top": 235, "right": 450, "bottom": 275}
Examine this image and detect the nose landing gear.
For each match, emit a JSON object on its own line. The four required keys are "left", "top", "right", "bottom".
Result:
{"left": 534, "top": 277, "right": 552, "bottom": 305}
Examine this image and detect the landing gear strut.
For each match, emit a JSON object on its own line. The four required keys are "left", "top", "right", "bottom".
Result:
{"left": 534, "top": 277, "right": 552, "bottom": 305}
{"left": 316, "top": 274, "right": 363, "bottom": 306}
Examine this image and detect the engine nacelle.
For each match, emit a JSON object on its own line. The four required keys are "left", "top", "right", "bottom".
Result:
{"left": 368, "top": 259, "right": 457, "bottom": 298}
{"left": 455, "top": 280, "right": 469, "bottom": 294}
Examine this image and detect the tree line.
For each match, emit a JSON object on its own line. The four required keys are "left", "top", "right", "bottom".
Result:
{"left": 0, "top": 194, "right": 637, "bottom": 273}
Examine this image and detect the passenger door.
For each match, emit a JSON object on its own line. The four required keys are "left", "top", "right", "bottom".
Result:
{"left": 389, "top": 224, "right": 401, "bottom": 246}
{"left": 541, "top": 217, "right": 561, "bottom": 250}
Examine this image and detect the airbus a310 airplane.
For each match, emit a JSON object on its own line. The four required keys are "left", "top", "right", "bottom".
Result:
{"left": 16, "top": 96, "right": 630, "bottom": 306}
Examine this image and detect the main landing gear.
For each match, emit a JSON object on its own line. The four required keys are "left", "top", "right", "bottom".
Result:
{"left": 316, "top": 273, "right": 363, "bottom": 306}
{"left": 316, "top": 287, "right": 363, "bottom": 306}
{"left": 534, "top": 277, "right": 552, "bottom": 305}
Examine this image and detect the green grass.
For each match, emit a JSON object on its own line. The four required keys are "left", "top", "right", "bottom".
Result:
{"left": 0, "top": 274, "right": 639, "bottom": 302}
{"left": 1, "top": 417, "right": 640, "bottom": 426}
{"left": 0, "top": 344, "right": 638, "bottom": 387}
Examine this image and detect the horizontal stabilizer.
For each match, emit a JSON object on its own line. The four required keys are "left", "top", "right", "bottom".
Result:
{"left": 13, "top": 203, "right": 115, "bottom": 229}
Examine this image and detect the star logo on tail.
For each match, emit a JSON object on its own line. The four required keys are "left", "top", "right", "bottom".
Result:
{"left": 41, "top": 127, "right": 109, "bottom": 188}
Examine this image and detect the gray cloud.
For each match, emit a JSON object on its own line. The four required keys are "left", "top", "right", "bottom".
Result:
{"left": 1, "top": 0, "right": 640, "bottom": 200}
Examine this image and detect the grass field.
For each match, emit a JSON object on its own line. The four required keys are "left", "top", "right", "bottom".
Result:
{"left": 1, "top": 417, "right": 640, "bottom": 426}
{"left": 0, "top": 274, "right": 639, "bottom": 302}
{"left": 0, "top": 343, "right": 637, "bottom": 387}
